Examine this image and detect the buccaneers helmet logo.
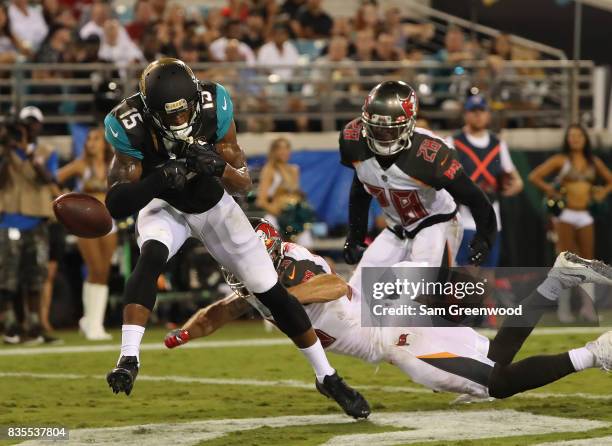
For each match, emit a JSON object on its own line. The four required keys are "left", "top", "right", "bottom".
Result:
{"left": 255, "top": 222, "right": 281, "bottom": 252}
{"left": 399, "top": 92, "right": 417, "bottom": 120}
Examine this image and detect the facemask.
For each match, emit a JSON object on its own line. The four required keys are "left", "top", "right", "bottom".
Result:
{"left": 168, "top": 122, "right": 193, "bottom": 140}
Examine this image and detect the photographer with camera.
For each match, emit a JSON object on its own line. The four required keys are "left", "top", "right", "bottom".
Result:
{"left": 0, "top": 107, "right": 59, "bottom": 344}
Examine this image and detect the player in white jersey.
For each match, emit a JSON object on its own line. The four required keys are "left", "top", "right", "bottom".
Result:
{"left": 166, "top": 218, "right": 612, "bottom": 400}
{"left": 340, "top": 81, "right": 498, "bottom": 283}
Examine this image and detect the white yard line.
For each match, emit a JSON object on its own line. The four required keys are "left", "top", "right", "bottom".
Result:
{"left": 535, "top": 437, "right": 612, "bottom": 446}
{"left": 477, "top": 326, "right": 609, "bottom": 337}
{"left": 0, "top": 338, "right": 290, "bottom": 356}
{"left": 1, "top": 326, "right": 608, "bottom": 357}
{"left": 0, "top": 371, "right": 421, "bottom": 393}
{"left": 1, "top": 371, "right": 610, "bottom": 401}
{"left": 319, "top": 411, "right": 608, "bottom": 446}
{"left": 16, "top": 410, "right": 609, "bottom": 446}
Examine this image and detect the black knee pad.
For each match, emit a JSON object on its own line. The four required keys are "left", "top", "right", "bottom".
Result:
{"left": 487, "top": 364, "right": 514, "bottom": 399}
{"left": 254, "top": 282, "right": 312, "bottom": 337}
{"left": 124, "top": 240, "right": 169, "bottom": 311}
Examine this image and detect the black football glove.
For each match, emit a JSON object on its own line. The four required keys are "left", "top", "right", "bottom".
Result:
{"left": 343, "top": 238, "right": 367, "bottom": 265}
{"left": 159, "top": 160, "right": 188, "bottom": 190}
{"left": 185, "top": 141, "right": 226, "bottom": 177}
{"left": 468, "top": 234, "right": 491, "bottom": 266}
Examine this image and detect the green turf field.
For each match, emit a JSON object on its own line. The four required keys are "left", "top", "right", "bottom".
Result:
{"left": 1, "top": 322, "right": 611, "bottom": 446}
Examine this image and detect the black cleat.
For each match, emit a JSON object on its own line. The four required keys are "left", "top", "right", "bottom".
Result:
{"left": 107, "top": 356, "right": 139, "bottom": 396}
{"left": 315, "top": 372, "right": 371, "bottom": 419}
{"left": 3, "top": 324, "right": 22, "bottom": 345}
{"left": 21, "top": 324, "right": 44, "bottom": 345}
{"left": 42, "top": 333, "right": 64, "bottom": 345}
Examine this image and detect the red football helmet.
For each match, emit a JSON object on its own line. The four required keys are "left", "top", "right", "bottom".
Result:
{"left": 220, "top": 217, "right": 284, "bottom": 298}
{"left": 250, "top": 217, "right": 283, "bottom": 269}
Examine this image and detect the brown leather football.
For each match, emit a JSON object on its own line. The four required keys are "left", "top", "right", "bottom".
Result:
{"left": 53, "top": 192, "right": 112, "bottom": 238}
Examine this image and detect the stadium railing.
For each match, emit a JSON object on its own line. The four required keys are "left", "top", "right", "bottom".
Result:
{"left": 0, "top": 60, "right": 594, "bottom": 131}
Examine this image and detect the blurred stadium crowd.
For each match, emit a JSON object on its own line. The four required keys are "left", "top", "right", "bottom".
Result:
{"left": 0, "top": 0, "right": 529, "bottom": 67}
{"left": 0, "top": 0, "right": 609, "bottom": 346}
{"left": 0, "top": 0, "right": 558, "bottom": 132}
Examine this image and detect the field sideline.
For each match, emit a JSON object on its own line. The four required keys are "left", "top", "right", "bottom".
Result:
{"left": 1, "top": 322, "right": 611, "bottom": 446}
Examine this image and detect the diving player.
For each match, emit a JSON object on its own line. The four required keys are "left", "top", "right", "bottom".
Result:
{"left": 166, "top": 218, "right": 612, "bottom": 400}
{"left": 102, "top": 58, "right": 369, "bottom": 419}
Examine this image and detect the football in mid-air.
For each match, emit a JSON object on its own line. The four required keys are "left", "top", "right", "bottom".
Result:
{"left": 53, "top": 192, "right": 113, "bottom": 238}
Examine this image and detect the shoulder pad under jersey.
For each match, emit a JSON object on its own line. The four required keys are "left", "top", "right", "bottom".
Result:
{"left": 196, "top": 80, "right": 235, "bottom": 142}
{"left": 398, "top": 128, "right": 464, "bottom": 189}
{"left": 278, "top": 243, "right": 329, "bottom": 287}
{"left": 339, "top": 118, "right": 372, "bottom": 169}
{"left": 104, "top": 94, "right": 147, "bottom": 160}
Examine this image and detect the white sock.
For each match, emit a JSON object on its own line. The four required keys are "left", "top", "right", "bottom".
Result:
{"left": 568, "top": 347, "right": 597, "bottom": 371}
{"left": 299, "top": 338, "right": 335, "bottom": 383}
{"left": 537, "top": 277, "right": 565, "bottom": 301}
{"left": 89, "top": 283, "right": 109, "bottom": 333}
{"left": 119, "top": 324, "right": 145, "bottom": 365}
{"left": 81, "top": 282, "right": 92, "bottom": 328}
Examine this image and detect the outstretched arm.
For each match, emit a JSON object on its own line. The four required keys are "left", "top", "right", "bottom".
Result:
{"left": 181, "top": 294, "right": 252, "bottom": 339}
{"left": 174, "top": 273, "right": 349, "bottom": 343}
{"left": 288, "top": 273, "right": 349, "bottom": 304}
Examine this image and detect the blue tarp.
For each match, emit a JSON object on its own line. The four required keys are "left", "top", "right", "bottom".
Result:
{"left": 69, "top": 123, "right": 91, "bottom": 158}
{"left": 248, "top": 150, "right": 381, "bottom": 229}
